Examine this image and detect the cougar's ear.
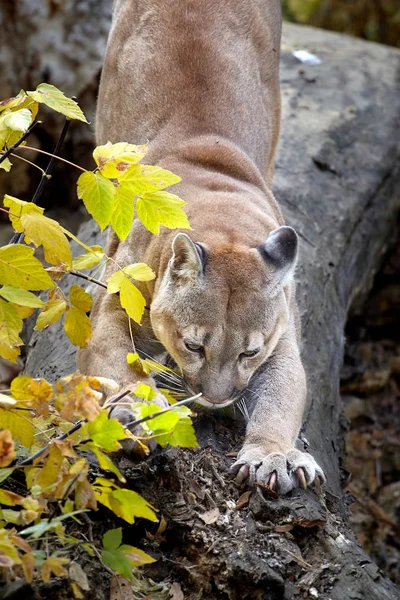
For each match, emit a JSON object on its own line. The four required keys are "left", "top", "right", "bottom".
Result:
{"left": 258, "top": 226, "right": 298, "bottom": 288}
{"left": 169, "top": 233, "right": 205, "bottom": 282}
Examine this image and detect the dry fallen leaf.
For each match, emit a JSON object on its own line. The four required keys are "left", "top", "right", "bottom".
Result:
{"left": 275, "top": 523, "right": 294, "bottom": 533}
{"left": 199, "top": 507, "right": 220, "bottom": 524}
{"left": 170, "top": 582, "right": 184, "bottom": 600}
{"left": 235, "top": 490, "right": 252, "bottom": 510}
{"left": 110, "top": 575, "right": 134, "bottom": 600}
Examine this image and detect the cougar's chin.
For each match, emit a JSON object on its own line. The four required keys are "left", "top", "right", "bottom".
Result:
{"left": 194, "top": 395, "right": 236, "bottom": 410}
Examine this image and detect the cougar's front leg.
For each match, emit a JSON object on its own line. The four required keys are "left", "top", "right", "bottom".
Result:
{"left": 231, "top": 333, "right": 325, "bottom": 494}
{"left": 77, "top": 290, "right": 168, "bottom": 425}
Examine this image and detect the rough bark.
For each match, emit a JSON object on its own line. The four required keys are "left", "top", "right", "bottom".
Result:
{"left": 23, "top": 24, "right": 400, "bottom": 600}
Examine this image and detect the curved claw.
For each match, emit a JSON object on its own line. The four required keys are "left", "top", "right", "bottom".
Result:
{"left": 236, "top": 464, "right": 250, "bottom": 485}
{"left": 297, "top": 467, "right": 307, "bottom": 490}
{"left": 268, "top": 471, "right": 277, "bottom": 490}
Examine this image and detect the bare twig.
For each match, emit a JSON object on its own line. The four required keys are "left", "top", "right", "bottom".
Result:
{"left": 15, "top": 144, "right": 86, "bottom": 172}
{"left": 124, "top": 393, "right": 201, "bottom": 428}
{"left": 69, "top": 270, "right": 107, "bottom": 290}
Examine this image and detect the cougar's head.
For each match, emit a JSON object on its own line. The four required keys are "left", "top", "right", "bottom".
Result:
{"left": 150, "top": 228, "right": 298, "bottom": 409}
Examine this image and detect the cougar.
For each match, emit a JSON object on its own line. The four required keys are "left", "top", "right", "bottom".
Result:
{"left": 78, "top": 0, "right": 325, "bottom": 494}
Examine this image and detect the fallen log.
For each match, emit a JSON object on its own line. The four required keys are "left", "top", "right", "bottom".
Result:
{"left": 24, "top": 23, "right": 400, "bottom": 600}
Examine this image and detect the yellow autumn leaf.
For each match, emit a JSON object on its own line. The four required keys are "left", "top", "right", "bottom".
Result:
{"left": 110, "top": 182, "right": 135, "bottom": 241}
{"left": 0, "top": 408, "right": 34, "bottom": 448}
{"left": 107, "top": 271, "right": 146, "bottom": 324}
{"left": 27, "top": 84, "right": 88, "bottom": 122}
{"left": 136, "top": 190, "right": 191, "bottom": 235}
{"left": 0, "top": 90, "right": 38, "bottom": 119}
{"left": 93, "top": 141, "right": 148, "bottom": 178}
{"left": 3, "top": 195, "right": 42, "bottom": 231}
{"left": 64, "top": 307, "right": 92, "bottom": 348}
{"left": 34, "top": 445, "right": 65, "bottom": 492}
{"left": 35, "top": 298, "right": 67, "bottom": 331}
{"left": 123, "top": 263, "right": 155, "bottom": 282}
{"left": 0, "top": 286, "right": 44, "bottom": 308}
{"left": 119, "top": 163, "right": 181, "bottom": 194}
{"left": 0, "top": 430, "right": 16, "bottom": 467}
{"left": 0, "top": 157, "right": 12, "bottom": 172}
{"left": 13, "top": 305, "right": 35, "bottom": 319}
{"left": 71, "top": 246, "right": 104, "bottom": 270}
{"left": 77, "top": 171, "right": 116, "bottom": 230}
{"left": 0, "top": 298, "right": 23, "bottom": 363}
{"left": 21, "top": 212, "right": 72, "bottom": 266}
{"left": 69, "top": 284, "right": 92, "bottom": 313}
{"left": 0, "top": 245, "right": 56, "bottom": 291}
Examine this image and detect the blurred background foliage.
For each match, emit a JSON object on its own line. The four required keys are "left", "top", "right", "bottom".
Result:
{"left": 282, "top": 0, "right": 400, "bottom": 47}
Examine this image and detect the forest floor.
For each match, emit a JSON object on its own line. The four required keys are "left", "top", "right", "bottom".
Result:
{"left": 341, "top": 240, "right": 400, "bottom": 586}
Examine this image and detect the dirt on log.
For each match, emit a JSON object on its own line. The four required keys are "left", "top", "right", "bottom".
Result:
{"left": 23, "top": 24, "right": 400, "bottom": 600}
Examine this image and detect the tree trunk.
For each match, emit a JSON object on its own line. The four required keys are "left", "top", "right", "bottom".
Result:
{"left": 24, "top": 24, "right": 400, "bottom": 600}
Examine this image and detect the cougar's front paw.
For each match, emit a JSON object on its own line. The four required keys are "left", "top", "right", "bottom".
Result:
{"left": 230, "top": 445, "right": 325, "bottom": 495}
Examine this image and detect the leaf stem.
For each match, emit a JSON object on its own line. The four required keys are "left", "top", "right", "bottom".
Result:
{"left": 0, "top": 120, "right": 42, "bottom": 165}
{"left": 15, "top": 144, "right": 87, "bottom": 172}
{"left": 124, "top": 393, "right": 201, "bottom": 429}
{"left": 10, "top": 152, "right": 46, "bottom": 175}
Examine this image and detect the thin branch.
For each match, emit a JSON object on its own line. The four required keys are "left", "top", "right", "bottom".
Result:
{"left": 0, "top": 120, "right": 41, "bottom": 165}
{"left": 124, "top": 393, "right": 201, "bottom": 429}
{"left": 10, "top": 152, "right": 46, "bottom": 175}
{"left": 15, "top": 144, "right": 86, "bottom": 172}
{"left": 69, "top": 270, "right": 107, "bottom": 290}
{"left": 15, "top": 387, "right": 134, "bottom": 467}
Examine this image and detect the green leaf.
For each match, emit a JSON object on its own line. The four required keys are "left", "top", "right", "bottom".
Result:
{"left": 64, "top": 307, "right": 92, "bottom": 348}
{"left": 81, "top": 442, "right": 125, "bottom": 482}
{"left": 0, "top": 468, "right": 14, "bottom": 484}
{"left": 93, "top": 141, "right": 148, "bottom": 179}
{"left": 71, "top": 246, "right": 104, "bottom": 270}
{"left": 146, "top": 411, "right": 181, "bottom": 432}
{"left": 0, "top": 286, "right": 44, "bottom": 308}
{"left": 110, "top": 182, "right": 135, "bottom": 241}
{"left": 111, "top": 489, "right": 158, "bottom": 523}
{"left": 119, "top": 164, "right": 181, "bottom": 194}
{"left": 102, "top": 528, "right": 122, "bottom": 551}
{"left": 27, "top": 84, "right": 88, "bottom": 123}
{"left": 83, "top": 411, "right": 125, "bottom": 452}
{"left": 35, "top": 298, "right": 67, "bottom": 330}
{"left": 155, "top": 415, "right": 198, "bottom": 448}
{"left": 0, "top": 245, "right": 56, "bottom": 291}
{"left": 101, "top": 549, "right": 132, "bottom": 580}
{"left": 107, "top": 271, "right": 146, "bottom": 324}
{"left": 136, "top": 191, "right": 191, "bottom": 235}
{"left": 2, "top": 108, "right": 32, "bottom": 132}
{"left": 19, "top": 510, "right": 88, "bottom": 538}
{"left": 77, "top": 171, "right": 116, "bottom": 230}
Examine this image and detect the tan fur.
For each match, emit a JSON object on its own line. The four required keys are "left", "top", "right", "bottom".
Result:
{"left": 78, "top": 0, "right": 325, "bottom": 493}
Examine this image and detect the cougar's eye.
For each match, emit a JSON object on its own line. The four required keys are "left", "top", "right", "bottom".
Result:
{"left": 184, "top": 341, "right": 204, "bottom": 354}
{"left": 240, "top": 349, "right": 260, "bottom": 359}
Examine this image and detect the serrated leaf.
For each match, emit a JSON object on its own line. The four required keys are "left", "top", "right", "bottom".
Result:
{"left": 0, "top": 244, "right": 56, "bottom": 290}
{"left": 4, "top": 195, "right": 43, "bottom": 231}
{"left": 35, "top": 298, "right": 67, "bottom": 330}
{"left": 0, "top": 408, "right": 34, "bottom": 447}
{"left": 94, "top": 483, "right": 157, "bottom": 524}
{"left": 102, "top": 528, "right": 122, "bottom": 551}
{"left": 136, "top": 191, "right": 191, "bottom": 235}
{"left": 77, "top": 171, "right": 116, "bottom": 230}
{"left": 119, "top": 164, "right": 181, "bottom": 194}
{"left": 81, "top": 441, "right": 125, "bottom": 482}
{"left": 0, "top": 157, "right": 12, "bottom": 172}
{"left": 119, "top": 545, "right": 156, "bottom": 567}
{"left": 155, "top": 415, "right": 198, "bottom": 448}
{"left": 83, "top": 411, "right": 125, "bottom": 452}
{"left": 0, "top": 298, "right": 23, "bottom": 352}
{"left": 123, "top": 263, "right": 155, "bottom": 282}
{"left": 64, "top": 307, "right": 92, "bottom": 348}
{"left": 71, "top": 246, "right": 104, "bottom": 270}
{"left": 27, "top": 84, "right": 88, "bottom": 122}
{"left": 0, "top": 286, "right": 44, "bottom": 308}
{"left": 102, "top": 549, "right": 133, "bottom": 580}
{"left": 0, "top": 90, "right": 38, "bottom": 119}
{"left": 93, "top": 141, "right": 148, "bottom": 178}
{"left": 110, "top": 182, "right": 135, "bottom": 241}
{"left": 20, "top": 212, "right": 72, "bottom": 266}
{"left": 107, "top": 271, "right": 146, "bottom": 324}
{"left": 3, "top": 108, "right": 32, "bottom": 132}
{"left": 69, "top": 284, "right": 92, "bottom": 312}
